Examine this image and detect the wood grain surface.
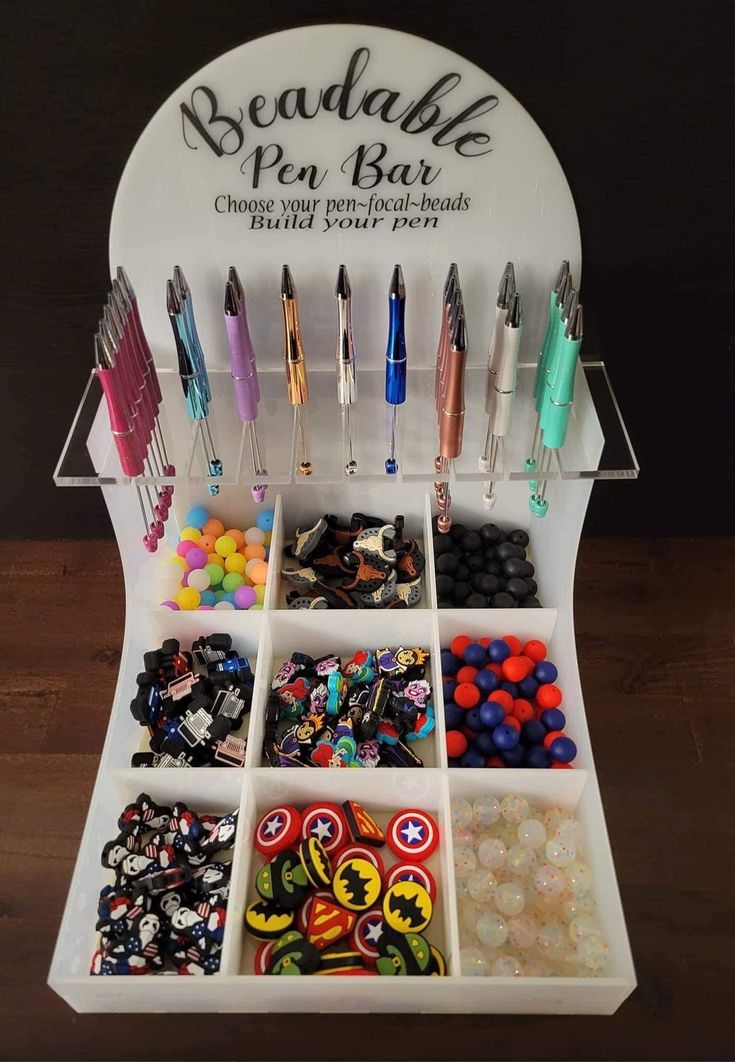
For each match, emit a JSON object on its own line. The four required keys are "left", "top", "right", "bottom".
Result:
{"left": 1, "top": 537, "right": 733, "bottom": 1060}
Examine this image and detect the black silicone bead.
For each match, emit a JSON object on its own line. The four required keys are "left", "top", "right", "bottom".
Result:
{"left": 495, "top": 542, "right": 517, "bottom": 562}
{"left": 479, "top": 523, "right": 502, "bottom": 544}
{"left": 460, "top": 531, "right": 483, "bottom": 555}
{"left": 503, "top": 557, "right": 526, "bottom": 579}
{"left": 466, "top": 553, "right": 485, "bottom": 572}
{"left": 449, "top": 523, "right": 468, "bottom": 542}
{"left": 435, "top": 574, "right": 454, "bottom": 598}
{"left": 465, "top": 593, "right": 487, "bottom": 609}
{"left": 491, "top": 591, "right": 517, "bottom": 608}
{"left": 506, "top": 577, "right": 529, "bottom": 600}
{"left": 455, "top": 564, "right": 470, "bottom": 582}
{"left": 435, "top": 553, "right": 459, "bottom": 575}
{"left": 524, "top": 577, "right": 538, "bottom": 595}
{"left": 485, "top": 560, "right": 502, "bottom": 576}
{"left": 433, "top": 535, "right": 453, "bottom": 557}
{"left": 509, "top": 529, "right": 530, "bottom": 547}
{"left": 478, "top": 573, "right": 499, "bottom": 596}
{"left": 453, "top": 581, "right": 470, "bottom": 604}
{"left": 520, "top": 595, "right": 542, "bottom": 608}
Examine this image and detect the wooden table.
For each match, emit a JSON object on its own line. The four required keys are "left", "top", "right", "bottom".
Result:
{"left": 2, "top": 537, "right": 733, "bottom": 1060}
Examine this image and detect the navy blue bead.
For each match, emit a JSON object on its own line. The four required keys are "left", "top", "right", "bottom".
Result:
{"left": 499, "top": 680, "right": 519, "bottom": 698}
{"left": 475, "top": 669, "right": 499, "bottom": 694}
{"left": 442, "top": 678, "right": 458, "bottom": 702}
{"left": 540, "top": 708, "right": 566, "bottom": 732}
{"left": 488, "top": 639, "right": 511, "bottom": 663}
{"left": 501, "top": 745, "right": 526, "bottom": 767}
{"left": 460, "top": 748, "right": 486, "bottom": 769}
{"left": 492, "top": 723, "right": 519, "bottom": 751}
{"left": 479, "top": 701, "right": 505, "bottom": 729}
{"left": 444, "top": 702, "right": 465, "bottom": 730}
{"left": 549, "top": 736, "right": 577, "bottom": 763}
{"left": 465, "top": 707, "right": 484, "bottom": 732}
{"left": 526, "top": 745, "right": 551, "bottom": 768}
{"left": 441, "top": 650, "right": 460, "bottom": 676}
{"left": 518, "top": 675, "right": 539, "bottom": 698}
{"left": 521, "top": 720, "right": 546, "bottom": 746}
{"left": 475, "top": 730, "right": 497, "bottom": 756}
{"left": 463, "top": 642, "right": 488, "bottom": 668}
{"left": 447, "top": 756, "right": 461, "bottom": 768}
{"left": 534, "top": 660, "right": 558, "bottom": 684}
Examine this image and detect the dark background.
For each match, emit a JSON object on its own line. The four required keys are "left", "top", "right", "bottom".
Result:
{"left": 2, "top": 0, "right": 734, "bottom": 539}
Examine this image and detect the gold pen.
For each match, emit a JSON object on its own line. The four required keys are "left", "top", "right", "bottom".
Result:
{"left": 280, "top": 264, "right": 312, "bottom": 475}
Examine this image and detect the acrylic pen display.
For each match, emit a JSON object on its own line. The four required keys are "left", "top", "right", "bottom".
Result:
{"left": 50, "top": 22, "right": 639, "bottom": 1018}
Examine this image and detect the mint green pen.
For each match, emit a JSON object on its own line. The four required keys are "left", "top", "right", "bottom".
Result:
{"left": 525, "top": 261, "right": 570, "bottom": 474}
{"left": 529, "top": 298, "right": 583, "bottom": 518}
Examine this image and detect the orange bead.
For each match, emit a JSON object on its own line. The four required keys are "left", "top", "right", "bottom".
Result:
{"left": 504, "top": 715, "right": 521, "bottom": 733}
{"left": 487, "top": 690, "right": 513, "bottom": 712}
{"left": 502, "top": 635, "right": 522, "bottom": 656}
{"left": 249, "top": 560, "right": 268, "bottom": 585}
{"left": 523, "top": 639, "right": 547, "bottom": 662}
{"left": 207, "top": 553, "right": 225, "bottom": 568}
{"left": 510, "top": 698, "right": 534, "bottom": 723}
{"left": 202, "top": 518, "right": 225, "bottom": 538}
{"left": 198, "top": 534, "right": 217, "bottom": 553}
{"left": 225, "top": 528, "right": 246, "bottom": 549}
{"left": 244, "top": 543, "right": 266, "bottom": 561}
{"left": 543, "top": 729, "right": 565, "bottom": 750}
{"left": 551, "top": 762, "right": 573, "bottom": 769}
{"left": 502, "top": 656, "right": 528, "bottom": 683}
{"left": 536, "top": 684, "right": 563, "bottom": 709}
{"left": 456, "top": 666, "right": 478, "bottom": 685}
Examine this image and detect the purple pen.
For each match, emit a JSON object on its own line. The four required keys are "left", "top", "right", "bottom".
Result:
{"left": 224, "top": 272, "right": 267, "bottom": 502}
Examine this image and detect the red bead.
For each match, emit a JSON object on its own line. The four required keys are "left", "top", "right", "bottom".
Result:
{"left": 456, "top": 665, "right": 478, "bottom": 685}
{"left": 486, "top": 663, "right": 503, "bottom": 677}
{"left": 543, "top": 729, "right": 565, "bottom": 750}
{"left": 455, "top": 682, "right": 480, "bottom": 709}
{"left": 487, "top": 689, "right": 513, "bottom": 712}
{"left": 486, "top": 756, "right": 504, "bottom": 768}
{"left": 551, "top": 762, "right": 573, "bottom": 769}
{"left": 446, "top": 731, "right": 468, "bottom": 758}
{"left": 502, "top": 635, "right": 522, "bottom": 656}
{"left": 502, "top": 656, "right": 528, "bottom": 682}
{"left": 523, "top": 639, "right": 547, "bottom": 662}
{"left": 478, "top": 637, "right": 492, "bottom": 648}
{"left": 519, "top": 655, "right": 536, "bottom": 674}
{"left": 510, "top": 698, "right": 534, "bottom": 723}
{"left": 537, "top": 683, "right": 563, "bottom": 709}
{"left": 504, "top": 715, "right": 521, "bottom": 733}
{"left": 450, "top": 635, "right": 472, "bottom": 658}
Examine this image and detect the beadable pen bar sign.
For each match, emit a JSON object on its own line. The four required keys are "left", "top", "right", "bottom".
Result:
{"left": 180, "top": 46, "right": 495, "bottom": 230}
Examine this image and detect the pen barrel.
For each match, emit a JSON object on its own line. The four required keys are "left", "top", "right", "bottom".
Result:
{"left": 491, "top": 388, "right": 515, "bottom": 439}
{"left": 238, "top": 305, "right": 260, "bottom": 403}
{"left": 336, "top": 357, "right": 357, "bottom": 405}
{"left": 495, "top": 325, "right": 522, "bottom": 396}
{"left": 539, "top": 338, "right": 581, "bottom": 444}
{"left": 439, "top": 348, "right": 466, "bottom": 459}
{"left": 225, "top": 314, "right": 259, "bottom": 422}
{"left": 97, "top": 369, "right": 144, "bottom": 477}
{"left": 282, "top": 297, "right": 309, "bottom": 405}
{"left": 385, "top": 298, "right": 406, "bottom": 405}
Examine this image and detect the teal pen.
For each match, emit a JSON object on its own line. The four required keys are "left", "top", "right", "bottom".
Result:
{"left": 527, "top": 270, "right": 573, "bottom": 490}
{"left": 173, "top": 266, "right": 211, "bottom": 404}
{"left": 529, "top": 299, "right": 583, "bottom": 519}
{"left": 525, "top": 261, "right": 570, "bottom": 474}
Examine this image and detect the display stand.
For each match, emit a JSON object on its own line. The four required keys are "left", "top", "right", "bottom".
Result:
{"left": 49, "top": 25, "right": 638, "bottom": 1013}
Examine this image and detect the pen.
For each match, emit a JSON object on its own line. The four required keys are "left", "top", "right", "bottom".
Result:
{"left": 166, "top": 278, "right": 222, "bottom": 494}
{"left": 280, "top": 265, "right": 312, "bottom": 476}
{"left": 173, "top": 265, "right": 211, "bottom": 404}
{"left": 435, "top": 263, "right": 457, "bottom": 414}
{"left": 385, "top": 264, "right": 406, "bottom": 474}
{"left": 529, "top": 296, "right": 583, "bottom": 518}
{"left": 224, "top": 271, "right": 267, "bottom": 502}
{"left": 335, "top": 264, "right": 358, "bottom": 476}
{"left": 525, "top": 260, "right": 570, "bottom": 477}
{"left": 481, "top": 289, "right": 524, "bottom": 510}
{"left": 479, "top": 262, "right": 516, "bottom": 470}
{"left": 434, "top": 276, "right": 467, "bottom": 533}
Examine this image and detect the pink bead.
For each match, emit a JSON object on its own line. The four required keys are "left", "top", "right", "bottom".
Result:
{"left": 161, "top": 600, "right": 180, "bottom": 610}
{"left": 186, "top": 547, "right": 208, "bottom": 570}
{"left": 176, "top": 539, "right": 195, "bottom": 558}
{"left": 234, "top": 585, "right": 257, "bottom": 609}
{"left": 198, "top": 605, "right": 214, "bottom": 610}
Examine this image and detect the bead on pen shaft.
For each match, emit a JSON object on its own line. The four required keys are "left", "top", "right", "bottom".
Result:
{"left": 480, "top": 262, "right": 516, "bottom": 470}
{"left": 384, "top": 264, "right": 406, "bottom": 474}
{"left": 335, "top": 264, "right": 358, "bottom": 476}
{"left": 116, "top": 266, "right": 175, "bottom": 477}
{"left": 280, "top": 265, "right": 312, "bottom": 475}
{"left": 224, "top": 272, "right": 267, "bottom": 502}
{"left": 525, "top": 260, "right": 570, "bottom": 475}
{"left": 529, "top": 297, "right": 583, "bottom": 518}
{"left": 167, "top": 279, "right": 221, "bottom": 495}
{"left": 481, "top": 290, "right": 523, "bottom": 510}
{"left": 434, "top": 290, "right": 467, "bottom": 534}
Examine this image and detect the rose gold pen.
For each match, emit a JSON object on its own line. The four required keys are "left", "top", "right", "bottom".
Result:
{"left": 434, "top": 298, "right": 467, "bottom": 534}
{"left": 280, "top": 264, "right": 312, "bottom": 475}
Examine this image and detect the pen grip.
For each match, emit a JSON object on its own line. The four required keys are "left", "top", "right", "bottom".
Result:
{"left": 225, "top": 314, "right": 258, "bottom": 422}
{"left": 385, "top": 302, "right": 406, "bottom": 405}
{"left": 97, "top": 369, "right": 144, "bottom": 477}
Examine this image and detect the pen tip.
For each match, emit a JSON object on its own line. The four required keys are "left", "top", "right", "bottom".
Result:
{"left": 172, "top": 265, "right": 190, "bottom": 300}
{"left": 166, "top": 279, "right": 181, "bottom": 315}
{"left": 224, "top": 280, "right": 239, "bottom": 316}
{"left": 506, "top": 291, "right": 523, "bottom": 327}
{"left": 497, "top": 265, "right": 515, "bottom": 308}
{"left": 94, "top": 331, "right": 110, "bottom": 369}
{"left": 556, "top": 271, "right": 572, "bottom": 309}
{"left": 567, "top": 302, "right": 583, "bottom": 341}
{"left": 115, "top": 266, "right": 134, "bottom": 299}
{"left": 451, "top": 310, "right": 466, "bottom": 351}
{"left": 389, "top": 264, "right": 405, "bottom": 299}
{"left": 281, "top": 264, "right": 296, "bottom": 298}
{"left": 336, "top": 263, "right": 351, "bottom": 298}
{"left": 553, "top": 260, "right": 570, "bottom": 294}
{"left": 228, "top": 266, "right": 244, "bottom": 302}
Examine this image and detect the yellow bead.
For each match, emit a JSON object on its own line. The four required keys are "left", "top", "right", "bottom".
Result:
{"left": 215, "top": 534, "right": 237, "bottom": 558}
{"left": 169, "top": 555, "right": 188, "bottom": 570}
{"left": 177, "top": 587, "right": 201, "bottom": 610}
{"left": 254, "top": 583, "right": 266, "bottom": 604}
{"left": 180, "top": 526, "right": 202, "bottom": 542}
{"left": 207, "top": 553, "right": 225, "bottom": 568}
{"left": 225, "top": 553, "right": 247, "bottom": 574}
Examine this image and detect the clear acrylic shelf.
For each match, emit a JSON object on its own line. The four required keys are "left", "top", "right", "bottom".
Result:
{"left": 54, "top": 361, "right": 638, "bottom": 490}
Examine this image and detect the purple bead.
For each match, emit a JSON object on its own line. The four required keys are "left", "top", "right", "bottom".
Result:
{"left": 465, "top": 707, "right": 484, "bottom": 732}
{"left": 444, "top": 702, "right": 464, "bottom": 730}
{"left": 441, "top": 650, "right": 460, "bottom": 676}
{"left": 501, "top": 745, "right": 526, "bottom": 767}
{"left": 443, "top": 678, "right": 458, "bottom": 702}
{"left": 499, "top": 680, "right": 519, "bottom": 698}
{"left": 475, "top": 730, "right": 497, "bottom": 756}
{"left": 460, "top": 748, "right": 486, "bottom": 769}
{"left": 526, "top": 745, "right": 552, "bottom": 768}
{"left": 521, "top": 720, "right": 546, "bottom": 746}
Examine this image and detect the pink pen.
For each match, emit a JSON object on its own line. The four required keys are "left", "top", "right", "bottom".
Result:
{"left": 224, "top": 272, "right": 267, "bottom": 502}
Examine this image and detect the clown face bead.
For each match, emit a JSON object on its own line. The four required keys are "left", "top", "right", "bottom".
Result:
{"left": 467, "top": 868, "right": 497, "bottom": 903}
{"left": 506, "top": 844, "right": 538, "bottom": 879}
{"left": 533, "top": 862, "right": 567, "bottom": 899}
{"left": 459, "top": 946, "right": 488, "bottom": 976}
{"left": 517, "top": 818, "right": 546, "bottom": 849}
{"left": 478, "top": 837, "right": 506, "bottom": 871}
{"left": 472, "top": 794, "right": 501, "bottom": 829}
{"left": 492, "top": 954, "right": 523, "bottom": 977}
{"left": 545, "top": 836, "right": 576, "bottom": 868}
{"left": 476, "top": 910, "right": 508, "bottom": 948}
{"left": 500, "top": 794, "right": 529, "bottom": 825}
{"left": 453, "top": 845, "right": 477, "bottom": 880}
{"left": 495, "top": 882, "right": 525, "bottom": 916}
{"left": 451, "top": 799, "right": 473, "bottom": 831}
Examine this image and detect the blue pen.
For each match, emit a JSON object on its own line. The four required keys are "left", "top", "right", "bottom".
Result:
{"left": 384, "top": 264, "right": 406, "bottom": 474}
{"left": 173, "top": 266, "right": 211, "bottom": 404}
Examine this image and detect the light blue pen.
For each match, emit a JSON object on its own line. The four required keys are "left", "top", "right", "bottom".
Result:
{"left": 173, "top": 266, "right": 211, "bottom": 404}
{"left": 529, "top": 297, "right": 583, "bottom": 518}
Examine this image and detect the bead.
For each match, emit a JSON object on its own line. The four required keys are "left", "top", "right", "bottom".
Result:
{"left": 550, "top": 735, "right": 577, "bottom": 763}
{"left": 455, "top": 682, "right": 480, "bottom": 709}
{"left": 506, "top": 844, "right": 539, "bottom": 879}
{"left": 517, "top": 818, "right": 546, "bottom": 849}
{"left": 492, "top": 954, "right": 523, "bottom": 977}
{"left": 446, "top": 731, "right": 468, "bottom": 758}
{"left": 507, "top": 913, "right": 538, "bottom": 949}
{"left": 451, "top": 799, "right": 473, "bottom": 830}
{"left": 566, "top": 861, "right": 594, "bottom": 896}
{"left": 488, "top": 639, "right": 511, "bottom": 663}
{"left": 558, "top": 819, "right": 586, "bottom": 847}
{"left": 459, "top": 946, "right": 488, "bottom": 976}
{"left": 545, "top": 836, "right": 576, "bottom": 867}
{"left": 476, "top": 910, "right": 508, "bottom": 947}
{"left": 575, "top": 932, "right": 608, "bottom": 971}
{"left": 536, "top": 920, "right": 570, "bottom": 961}
{"left": 467, "top": 868, "right": 497, "bottom": 903}
{"left": 472, "top": 794, "right": 501, "bottom": 828}
{"left": 500, "top": 794, "right": 529, "bottom": 824}
{"left": 453, "top": 845, "right": 477, "bottom": 880}
{"left": 533, "top": 863, "right": 567, "bottom": 898}
{"left": 495, "top": 882, "right": 525, "bottom": 916}
{"left": 453, "top": 826, "right": 474, "bottom": 848}
{"left": 459, "top": 898, "right": 482, "bottom": 933}
{"left": 534, "top": 661, "right": 558, "bottom": 685}
{"left": 569, "top": 915, "right": 601, "bottom": 945}
{"left": 477, "top": 837, "right": 506, "bottom": 870}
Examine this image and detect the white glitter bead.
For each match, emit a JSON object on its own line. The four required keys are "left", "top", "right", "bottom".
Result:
{"left": 459, "top": 946, "right": 488, "bottom": 976}
{"left": 506, "top": 844, "right": 539, "bottom": 879}
{"left": 473, "top": 794, "right": 501, "bottom": 828}
{"left": 507, "top": 912, "right": 539, "bottom": 949}
{"left": 500, "top": 794, "right": 529, "bottom": 825}
{"left": 517, "top": 818, "right": 546, "bottom": 849}
{"left": 476, "top": 910, "right": 508, "bottom": 947}
{"left": 533, "top": 862, "right": 567, "bottom": 898}
{"left": 451, "top": 799, "right": 473, "bottom": 830}
{"left": 492, "top": 955, "right": 524, "bottom": 977}
{"left": 467, "top": 868, "right": 497, "bottom": 903}
{"left": 495, "top": 882, "right": 526, "bottom": 916}
{"left": 477, "top": 837, "right": 506, "bottom": 870}
{"left": 453, "top": 845, "right": 477, "bottom": 880}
